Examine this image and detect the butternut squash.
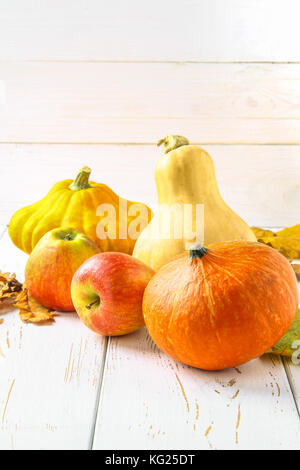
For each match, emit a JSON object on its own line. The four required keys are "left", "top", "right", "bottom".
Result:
{"left": 133, "top": 135, "right": 256, "bottom": 271}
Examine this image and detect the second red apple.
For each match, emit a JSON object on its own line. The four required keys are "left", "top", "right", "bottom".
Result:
{"left": 71, "top": 252, "right": 154, "bottom": 336}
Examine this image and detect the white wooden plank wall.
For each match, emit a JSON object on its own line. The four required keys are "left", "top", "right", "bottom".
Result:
{"left": 0, "top": 0, "right": 299, "bottom": 450}
{"left": 0, "top": 0, "right": 300, "bottom": 62}
{"left": 1, "top": 63, "right": 300, "bottom": 144}
{"left": 0, "top": 144, "right": 299, "bottom": 227}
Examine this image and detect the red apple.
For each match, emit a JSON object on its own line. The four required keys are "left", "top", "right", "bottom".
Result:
{"left": 25, "top": 227, "right": 100, "bottom": 311}
{"left": 71, "top": 252, "right": 154, "bottom": 336}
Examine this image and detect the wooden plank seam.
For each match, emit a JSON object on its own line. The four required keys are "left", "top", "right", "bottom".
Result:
{"left": 89, "top": 336, "right": 109, "bottom": 450}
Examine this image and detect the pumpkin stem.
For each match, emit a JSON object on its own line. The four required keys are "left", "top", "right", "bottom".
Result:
{"left": 157, "top": 135, "right": 190, "bottom": 154}
{"left": 69, "top": 166, "right": 91, "bottom": 191}
{"left": 189, "top": 245, "right": 208, "bottom": 259}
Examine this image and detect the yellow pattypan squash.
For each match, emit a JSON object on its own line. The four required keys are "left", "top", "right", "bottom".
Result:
{"left": 9, "top": 166, "right": 153, "bottom": 255}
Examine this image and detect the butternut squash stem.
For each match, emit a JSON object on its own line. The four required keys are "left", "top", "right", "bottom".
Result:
{"left": 157, "top": 135, "right": 190, "bottom": 154}
{"left": 69, "top": 166, "right": 91, "bottom": 191}
{"left": 189, "top": 245, "right": 208, "bottom": 259}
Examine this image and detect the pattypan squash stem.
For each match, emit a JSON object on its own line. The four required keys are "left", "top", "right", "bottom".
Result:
{"left": 69, "top": 166, "right": 92, "bottom": 191}
{"left": 157, "top": 135, "right": 190, "bottom": 154}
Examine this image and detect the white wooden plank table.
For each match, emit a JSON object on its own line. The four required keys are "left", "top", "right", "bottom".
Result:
{"left": 93, "top": 334, "right": 300, "bottom": 450}
{"left": 0, "top": 228, "right": 107, "bottom": 450}
{"left": 0, "top": 224, "right": 299, "bottom": 450}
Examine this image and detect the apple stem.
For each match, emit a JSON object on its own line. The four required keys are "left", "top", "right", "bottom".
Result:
{"left": 64, "top": 234, "right": 73, "bottom": 241}
{"left": 86, "top": 299, "right": 99, "bottom": 310}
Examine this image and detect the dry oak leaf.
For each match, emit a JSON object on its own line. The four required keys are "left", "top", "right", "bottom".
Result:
{"left": 14, "top": 286, "right": 56, "bottom": 324}
{"left": 257, "top": 236, "right": 300, "bottom": 260}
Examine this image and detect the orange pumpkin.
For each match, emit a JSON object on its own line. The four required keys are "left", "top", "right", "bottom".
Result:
{"left": 143, "top": 241, "right": 299, "bottom": 370}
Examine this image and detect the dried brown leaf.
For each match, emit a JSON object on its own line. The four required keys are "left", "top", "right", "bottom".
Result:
{"left": 0, "top": 318, "right": 3, "bottom": 324}
{"left": 0, "top": 271, "right": 22, "bottom": 302}
{"left": 14, "top": 285, "right": 56, "bottom": 324}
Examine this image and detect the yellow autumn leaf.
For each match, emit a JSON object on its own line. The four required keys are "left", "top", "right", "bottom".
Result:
{"left": 257, "top": 236, "right": 300, "bottom": 259}
{"left": 277, "top": 224, "right": 300, "bottom": 238}
{"left": 251, "top": 227, "right": 276, "bottom": 238}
